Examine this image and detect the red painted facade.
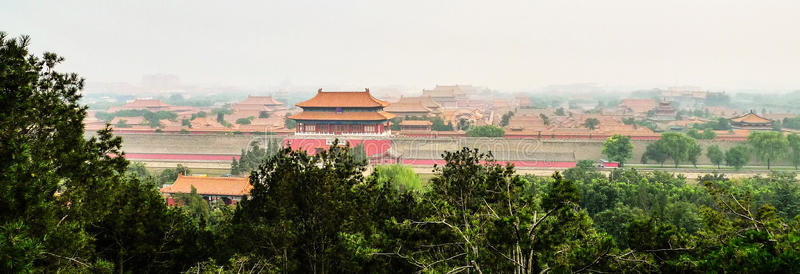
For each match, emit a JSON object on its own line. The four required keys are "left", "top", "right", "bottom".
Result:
{"left": 282, "top": 138, "right": 391, "bottom": 156}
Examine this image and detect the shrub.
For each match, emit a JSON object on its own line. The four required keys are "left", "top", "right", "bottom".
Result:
{"left": 372, "top": 164, "right": 424, "bottom": 193}
{"left": 466, "top": 125, "right": 505, "bottom": 137}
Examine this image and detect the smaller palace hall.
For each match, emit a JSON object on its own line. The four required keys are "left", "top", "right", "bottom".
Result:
{"left": 289, "top": 89, "right": 396, "bottom": 136}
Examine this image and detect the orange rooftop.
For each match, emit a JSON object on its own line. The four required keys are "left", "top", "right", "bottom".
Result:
{"left": 289, "top": 88, "right": 395, "bottom": 136}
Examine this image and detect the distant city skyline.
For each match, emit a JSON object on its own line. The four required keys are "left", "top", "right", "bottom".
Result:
{"left": 3, "top": 0, "right": 799, "bottom": 92}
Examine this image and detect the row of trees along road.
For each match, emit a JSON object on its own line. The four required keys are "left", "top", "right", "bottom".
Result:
{"left": 638, "top": 131, "right": 800, "bottom": 170}
{"left": 7, "top": 33, "right": 800, "bottom": 272}
{"left": 602, "top": 130, "right": 800, "bottom": 170}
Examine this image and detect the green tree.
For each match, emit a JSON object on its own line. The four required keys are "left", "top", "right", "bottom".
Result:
{"left": 686, "top": 128, "right": 702, "bottom": 139}
{"left": 658, "top": 132, "right": 697, "bottom": 168}
{"left": 390, "top": 119, "right": 401, "bottom": 131}
{"left": 555, "top": 107, "right": 566, "bottom": 116}
{"left": 602, "top": 134, "right": 634, "bottom": 166}
{"left": 726, "top": 145, "right": 749, "bottom": 170}
{"left": 783, "top": 117, "right": 800, "bottom": 129}
{"left": 372, "top": 164, "right": 424, "bottom": 193}
{"left": 0, "top": 33, "right": 127, "bottom": 272}
{"left": 0, "top": 33, "right": 208, "bottom": 272}
{"left": 584, "top": 118, "right": 600, "bottom": 130}
{"left": 500, "top": 111, "right": 514, "bottom": 126}
{"left": 643, "top": 142, "right": 669, "bottom": 167}
{"left": 540, "top": 113, "right": 551, "bottom": 126}
{"left": 622, "top": 117, "right": 635, "bottom": 125}
{"left": 284, "top": 113, "right": 296, "bottom": 129}
{"left": 127, "top": 162, "right": 151, "bottom": 180}
{"left": 466, "top": 125, "right": 505, "bottom": 137}
{"left": 230, "top": 138, "right": 282, "bottom": 175}
{"left": 396, "top": 148, "right": 611, "bottom": 272}
{"left": 688, "top": 142, "right": 702, "bottom": 167}
{"left": 788, "top": 133, "right": 800, "bottom": 170}
{"left": 232, "top": 140, "right": 375, "bottom": 272}
{"left": 142, "top": 110, "right": 177, "bottom": 127}
{"left": 158, "top": 164, "right": 191, "bottom": 185}
{"left": 211, "top": 106, "right": 233, "bottom": 115}
{"left": 350, "top": 142, "right": 368, "bottom": 163}
{"left": 91, "top": 177, "right": 208, "bottom": 273}
{"left": 431, "top": 117, "right": 454, "bottom": 131}
{"left": 707, "top": 145, "right": 724, "bottom": 169}
{"left": 115, "top": 119, "right": 130, "bottom": 128}
{"left": 702, "top": 128, "right": 717, "bottom": 139}
{"left": 457, "top": 117, "right": 471, "bottom": 131}
{"left": 235, "top": 117, "right": 253, "bottom": 125}
{"left": 747, "top": 131, "right": 788, "bottom": 169}
{"left": 172, "top": 186, "right": 211, "bottom": 224}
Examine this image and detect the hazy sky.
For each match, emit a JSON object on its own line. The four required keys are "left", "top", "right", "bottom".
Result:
{"left": 2, "top": 0, "right": 799, "bottom": 91}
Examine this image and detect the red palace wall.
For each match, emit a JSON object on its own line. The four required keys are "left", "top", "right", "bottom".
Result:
{"left": 283, "top": 138, "right": 391, "bottom": 156}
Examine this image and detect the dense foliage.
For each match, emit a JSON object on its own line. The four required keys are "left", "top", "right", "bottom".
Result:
{"left": 231, "top": 138, "right": 282, "bottom": 176}
{"left": 397, "top": 116, "right": 455, "bottom": 131}
{"left": 1, "top": 33, "right": 214, "bottom": 273}
{"left": 372, "top": 164, "right": 424, "bottom": 192}
{"left": 691, "top": 118, "right": 732, "bottom": 131}
{"left": 96, "top": 109, "right": 178, "bottom": 128}
{"left": 466, "top": 125, "right": 505, "bottom": 137}
{"left": 748, "top": 131, "right": 788, "bottom": 169}
{"left": 500, "top": 111, "right": 514, "bottom": 126}
{"left": 195, "top": 141, "right": 800, "bottom": 272}
{"left": 602, "top": 134, "right": 633, "bottom": 166}
{"left": 686, "top": 128, "right": 716, "bottom": 140}
{"left": 157, "top": 164, "right": 191, "bottom": 186}
{"left": 584, "top": 118, "right": 599, "bottom": 130}
{"left": 641, "top": 132, "right": 701, "bottom": 168}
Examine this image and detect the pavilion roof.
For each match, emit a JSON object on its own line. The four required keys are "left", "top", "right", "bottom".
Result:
{"left": 395, "top": 96, "right": 443, "bottom": 109}
{"left": 107, "top": 99, "right": 172, "bottom": 112}
{"left": 160, "top": 175, "right": 252, "bottom": 196}
{"left": 289, "top": 111, "right": 396, "bottom": 121}
{"left": 384, "top": 102, "right": 432, "bottom": 113}
{"left": 619, "top": 98, "right": 657, "bottom": 113}
{"left": 731, "top": 112, "right": 772, "bottom": 124}
{"left": 231, "top": 104, "right": 272, "bottom": 112}
{"left": 399, "top": 120, "right": 433, "bottom": 126}
{"left": 296, "top": 89, "right": 389, "bottom": 108}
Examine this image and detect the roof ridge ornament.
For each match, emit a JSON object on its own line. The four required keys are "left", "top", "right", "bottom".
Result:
{"left": 365, "top": 88, "right": 370, "bottom": 93}
{"left": 318, "top": 88, "right": 323, "bottom": 93}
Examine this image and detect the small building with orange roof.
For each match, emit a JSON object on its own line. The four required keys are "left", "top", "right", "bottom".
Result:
{"left": 399, "top": 120, "right": 433, "bottom": 131}
{"left": 160, "top": 175, "right": 252, "bottom": 205}
{"left": 730, "top": 112, "right": 773, "bottom": 130}
{"left": 384, "top": 100, "right": 433, "bottom": 118}
{"left": 619, "top": 98, "right": 657, "bottom": 115}
{"left": 232, "top": 96, "right": 285, "bottom": 111}
{"left": 107, "top": 99, "right": 172, "bottom": 113}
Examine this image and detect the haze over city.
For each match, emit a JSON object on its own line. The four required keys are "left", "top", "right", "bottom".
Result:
{"left": 8, "top": 1, "right": 800, "bottom": 272}
{"left": 3, "top": 0, "right": 800, "bottom": 91}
